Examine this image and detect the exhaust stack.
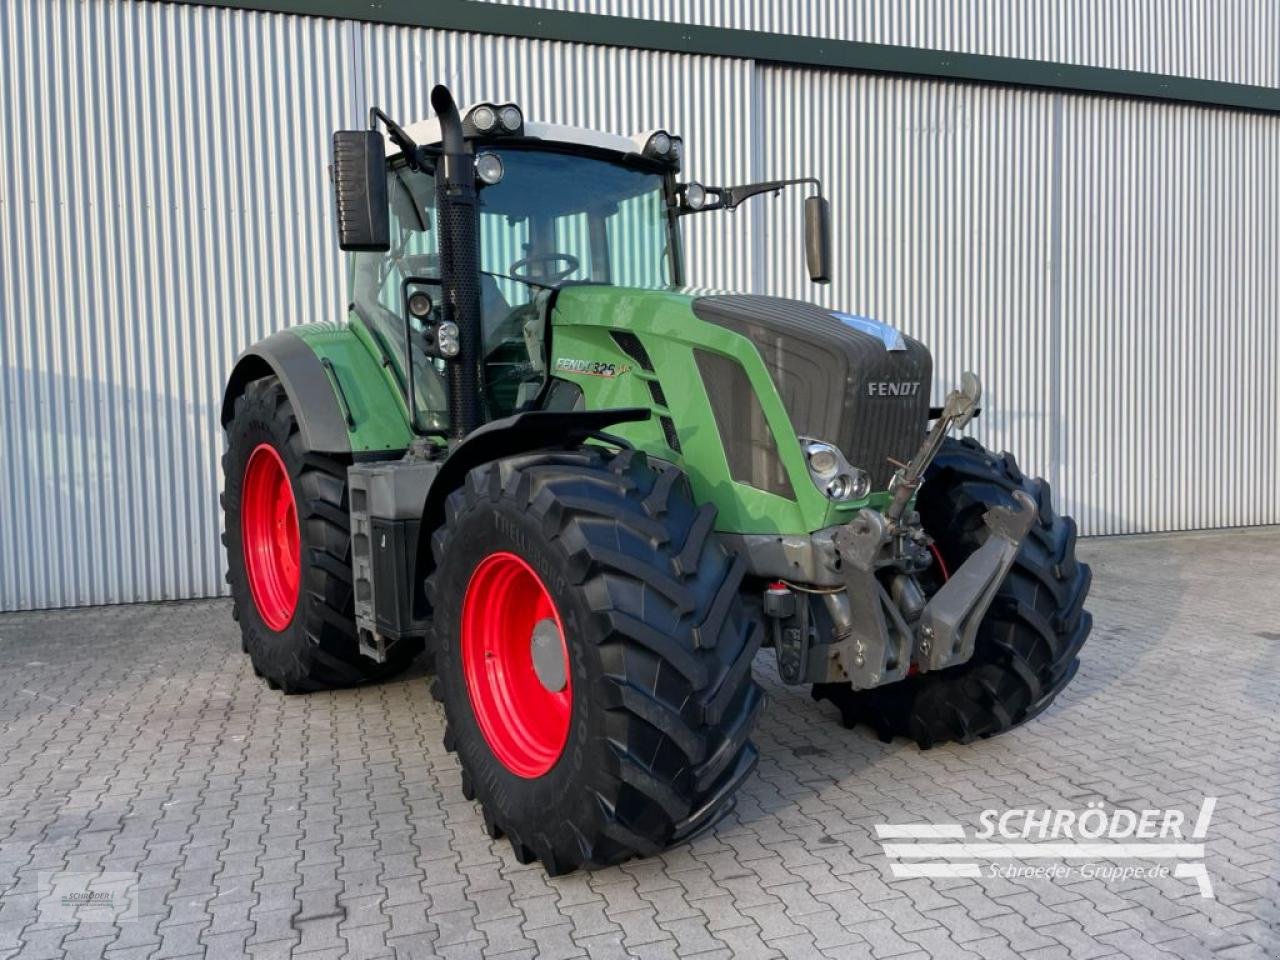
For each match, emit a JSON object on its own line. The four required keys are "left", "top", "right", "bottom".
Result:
{"left": 431, "top": 84, "right": 484, "bottom": 440}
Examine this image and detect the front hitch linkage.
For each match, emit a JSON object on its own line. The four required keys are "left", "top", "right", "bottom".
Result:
{"left": 828, "top": 372, "right": 1037, "bottom": 688}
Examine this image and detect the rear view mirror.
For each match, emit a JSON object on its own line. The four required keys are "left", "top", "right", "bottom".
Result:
{"left": 804, "top": 195, "right": 832, "bottom": 284}
{"left": 331, "top": 130, "right": 389, "bottom": 251}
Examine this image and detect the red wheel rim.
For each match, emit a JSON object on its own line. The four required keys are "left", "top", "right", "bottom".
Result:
{"left": 461, "top": 552, "right": 572, "bottom": 778}
{"left": 242, "top": 443, "right": 300, "bottom": 631}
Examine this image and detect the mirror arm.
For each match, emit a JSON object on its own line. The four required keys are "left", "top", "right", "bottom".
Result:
{"left": 368, "top": 107, "right": 429, "bottom": 171}
{"left": 718, "top": 176, "right": 823, "bottom": 211}
{"left": 676, "top": 175, "right": 832, "bottom": 283}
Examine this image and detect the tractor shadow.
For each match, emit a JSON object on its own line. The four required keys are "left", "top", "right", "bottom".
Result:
{"left": 0, "top": 362, "right": 225, "bottom": 608}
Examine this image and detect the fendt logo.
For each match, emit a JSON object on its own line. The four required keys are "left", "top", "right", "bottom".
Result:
{"left": 867, "top": 381, "right": 921, "bottom": 397}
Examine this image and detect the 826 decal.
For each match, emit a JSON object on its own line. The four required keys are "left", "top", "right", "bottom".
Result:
{"left": 554, "top": 357, "right": 631, "bottom": 378}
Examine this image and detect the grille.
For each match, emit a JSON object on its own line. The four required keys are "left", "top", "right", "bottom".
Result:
{"left": 692, "top": 295, "right": 932, "bottom": 490}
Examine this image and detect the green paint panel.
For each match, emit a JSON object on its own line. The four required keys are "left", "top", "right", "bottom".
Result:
{"left": 263, "top": 300, "right": 892, "bottom": 533}
{"left": 550, "top": 286, "right": 873, "bottom": 536}
{"left": 289, "top": 322, "right": 415, "bottom": 453}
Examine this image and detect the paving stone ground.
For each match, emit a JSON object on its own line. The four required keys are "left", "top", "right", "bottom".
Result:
{"left": 1, "top": 529, "right": 1278, "bottom": 960}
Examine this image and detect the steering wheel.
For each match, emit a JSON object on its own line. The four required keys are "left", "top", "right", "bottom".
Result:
{"left": 509, "top": 253, "right": 580, "bottom": 284}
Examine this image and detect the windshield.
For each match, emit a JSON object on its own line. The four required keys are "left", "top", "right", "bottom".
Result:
{"left": 476, "top": 148, "right": 674, "bottom": 298}
{"left": 347, "top": 147, "right": 676, "bottom": 428}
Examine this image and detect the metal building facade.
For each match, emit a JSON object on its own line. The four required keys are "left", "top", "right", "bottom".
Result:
{"left": 1, "top": 0, "right": 1276, "bottom": 610}
{"left": 489, "top": 0, "right": 1280, "bottom": 86}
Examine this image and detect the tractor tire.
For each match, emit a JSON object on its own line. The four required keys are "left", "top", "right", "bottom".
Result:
{"left": 813, "top": 436, "right": 1092, "bottom": 747}
{"left": 221, "top": 375, "right": 415, "bottom": 692}
{"left": 426, "top": 446, "right": 764, "bottom": 874}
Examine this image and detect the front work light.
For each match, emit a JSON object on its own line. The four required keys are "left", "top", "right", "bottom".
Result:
{"left": 436, "top": 321, "right": 460, "bottom": 358}
{"left": 407, "top": 290, "right": 433, "bottom": 319}
{"left": 470, "top": 105, "right": 496, "bottom": 133}
{"left": 475, "top": 152, "right": 505, "bottom": 185}
{"left": 498, "top": 105, "right": 522, "bottom": 131}
{"left": 643, "top": 130, "right": 683, "bottom": 165}
{"left": 464, "top": 102, "right": 524, "bottom": 138}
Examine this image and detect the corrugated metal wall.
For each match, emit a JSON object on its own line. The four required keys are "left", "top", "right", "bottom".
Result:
{"left": 751, "top": 67, "right": 1280, "bottom": 537}
{"left": 1, "top": 0, "right": 1276, "bottom": 610}
{"left": 755, "top": 68, "right": 1061, "bottom": 486}
{"left": 0, "top": 0, "right": 354, "bottom": 610}
{"left": 485, "top": 0, "right": 1280, "bottom": 88}
{"left": 1058, "top": 98, "right": 1280, "bottom": 534}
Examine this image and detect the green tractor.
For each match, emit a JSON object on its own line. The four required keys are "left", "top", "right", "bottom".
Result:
{"left": 221, "top": 86, "right": 1092, "bottom": 874}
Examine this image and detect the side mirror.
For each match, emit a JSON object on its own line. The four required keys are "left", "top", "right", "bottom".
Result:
{"left": 804, "top": 196, "right": 832, "bottom": 284}
{"left": 331, "top": 130, "right": 389, "bottom": 251}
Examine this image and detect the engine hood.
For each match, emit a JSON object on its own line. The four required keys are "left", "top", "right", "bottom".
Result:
{"left": 690, "top": 294, "right": 932, "bottom": 489}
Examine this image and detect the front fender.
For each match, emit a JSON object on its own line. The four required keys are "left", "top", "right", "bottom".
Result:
{"left": 411, "top": 407, "right": 650, "bottom": 620}
{"left": 423, "top": 407, "right": 651, "bottom": 532}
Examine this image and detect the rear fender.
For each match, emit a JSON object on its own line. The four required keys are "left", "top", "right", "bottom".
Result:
{"left": 222, "top": 326, "right": 415, "bottom": 455}
{"left": 222, "top": 330, "right": 353, "bottom": 454}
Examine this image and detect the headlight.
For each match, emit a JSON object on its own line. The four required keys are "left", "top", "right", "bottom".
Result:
{"left": 825, "top": 472, "right": 870, "bottom": 501}
{"left": 407, "top": 290, "right": 433, "bottom": 319}
{"left": 474, "top": 152, "right": 504, "bottom": 185}
{"left": 465, "top": 103, "right": 523, "bottom": 137}
{"left": 684, "top": 182, "right": 707, "bottom": 211}
{"left": 640, "top": 131, "right": 681, "bottom": 168}
{"left": 644, "top": 131, "right": 673, "bottom": 158}
{"left": 436, "top": 321, "right": 460, "bottom": 358}
{"left": 498, "top": 105, "right": 522, "bottom": 131}
{"left": 801, "top": 439, "right": 871, "bottom": 501}
{"left": 471, "top": 105, "right": 496, "bottom": 132}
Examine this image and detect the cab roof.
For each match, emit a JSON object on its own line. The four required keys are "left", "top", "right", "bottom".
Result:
{"left": 386, "top": 111, "right": 665, "bottom": 163}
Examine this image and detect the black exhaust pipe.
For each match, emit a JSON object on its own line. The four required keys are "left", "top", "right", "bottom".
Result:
{"left": 430, "top": 84, "right": 484, "bottom": 440}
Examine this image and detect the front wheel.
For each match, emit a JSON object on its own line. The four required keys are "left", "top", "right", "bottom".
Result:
{"left": 814, "top": 436, "right": 1092, "bottom": 747}
{"left": 426, "top": 447, "right": 764, "bottom": 874}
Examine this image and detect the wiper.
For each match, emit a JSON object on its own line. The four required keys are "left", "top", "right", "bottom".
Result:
{"left": 480, "top": 269, "right": 557, "bottom": 292}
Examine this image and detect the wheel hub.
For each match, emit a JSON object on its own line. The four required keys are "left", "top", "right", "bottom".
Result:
{"left": 530, "top": 618, "right": 568, "bottom": 693}
{"left": 460, "top": 552, "right": 572, "bottom": 778}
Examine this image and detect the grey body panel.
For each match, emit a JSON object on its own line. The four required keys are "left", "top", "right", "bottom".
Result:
{"left": 721, "top": 530, "right": 843, "bottom": 587}
{"left": 221, "top": 330, "right": 352, "bottom": 454}
{"left": 691, "top": 294, "right": 932, "bottom": 489}
{"left": 733, "top": 496, "right": 1038, "bottom": 688}
{"left": 348, "top": 458, "right": 441, "bottom": 661}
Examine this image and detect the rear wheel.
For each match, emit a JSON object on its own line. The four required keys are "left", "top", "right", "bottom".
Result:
{"left": 426, "top": 447, "right": 764, "bottom": 874}
{"left": 222, "top": 375, "right": 415, "bottom": 692}
{"left": 813, "top": 436, "right": 1092, "bottom": 747}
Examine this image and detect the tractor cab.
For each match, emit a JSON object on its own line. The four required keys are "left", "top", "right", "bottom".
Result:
{"left": 342, "top": 105, "right": 685, "bottom": 430}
